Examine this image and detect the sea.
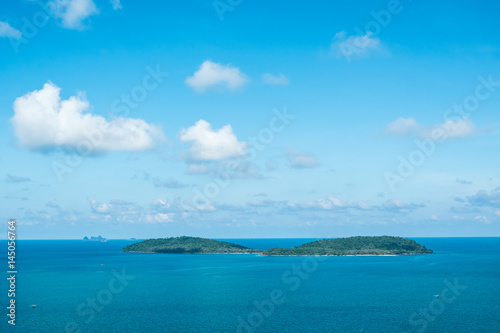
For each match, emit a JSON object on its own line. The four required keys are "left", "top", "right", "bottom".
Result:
{"left": 1, "top": 238, "right": 499, "bottom": 332}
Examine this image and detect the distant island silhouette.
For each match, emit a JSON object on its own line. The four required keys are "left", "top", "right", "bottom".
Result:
{"left": 121, "top": 236, "right": 432, "bottom": 256}
{"left": 83, "top": 236, "right": 107, "bottom": 242}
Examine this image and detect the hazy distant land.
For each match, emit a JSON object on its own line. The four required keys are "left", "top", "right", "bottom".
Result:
{"left": 121, "top": 236, "right": 432, "bottom": 256}
{"left": 83, "top": 235, "right": 107, "bottom": 242}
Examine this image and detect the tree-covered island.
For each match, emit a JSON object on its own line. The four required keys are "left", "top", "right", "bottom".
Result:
{"left": 121, "top": 236, "right": 432, "bottom": 256}
{"left": 262, "top": 236, "right": 433, "bottom": 256}
{"left": 121, "top": 236, "right": 261, "bottom": 254}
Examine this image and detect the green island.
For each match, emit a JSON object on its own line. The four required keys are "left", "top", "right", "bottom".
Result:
{"left": 121, "top": 236, "right": 261, "bottom": 254}
{"left": 121, "top": 236, "right": 432, "bottom": 256}
{"left": 262, "top": 236, "right": 433, "bottom": 256}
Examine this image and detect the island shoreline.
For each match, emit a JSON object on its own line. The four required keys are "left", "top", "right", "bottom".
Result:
{"left": 122, "top": 251, "right": 425, "bottom": 257}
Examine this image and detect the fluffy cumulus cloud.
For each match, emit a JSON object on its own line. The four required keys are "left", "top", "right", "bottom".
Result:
{"left": 49, "top": 0, "right": 99, "bottom": 29}
{"left": 185, "top": 60, "right": 248, "bottom": 92}
{"left": 385, "top": 117, "right": 477, "bottom": 139}
{"left": 330, "top": 31, "right": 381, "bottom": 60}
{"left": 0, "top": 21, "right": 21, "bottom": 39}
{"left": 262, "top": 73, "right": 289, "bottom": 85}
{"left": 11, "top": 82, "right": 165, "bottom": 153}
{"left": 179, "top": 120, "right": 248, "bottom": 160}
{"left": 286, "top": 149, "right": 319, "bottom": 169}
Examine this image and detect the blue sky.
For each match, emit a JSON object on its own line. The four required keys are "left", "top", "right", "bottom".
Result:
{"left": 1, "top": 0, "right": 500, "bottom": 239}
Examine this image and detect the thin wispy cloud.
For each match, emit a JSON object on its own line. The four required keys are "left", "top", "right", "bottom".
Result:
{"left": 89, "top": 198, "right": 141, "bottom": 215}
{"left": 385, "top": 117, "right": 477, "bottom": 139}
{"left": 262, "top": 73, "right": 289, "bottom": 85}
{"left": 186, "top": 159, "right": 261, "bottom": 179}
{"left": 185, "top": 60, "right": 248, "bottom": 92}
{"left": 287, "top": 195, "right": 350, "bottom": 211}
{"left": 286, "top": 196, "right": 424, "bottom": 214}
{"left": 330, "top": 31, "right": 381, "bottom": 60}
{"left": 467, "top": 188, "right": 500, "bottom": 208}
{"left": 6, "top": 174, "right": 32, "bottom": 183}
{"left": 110, "top": 0, "right": 122, "bottom": 10}
{"left": 286, "top": 149, "right": 319, "bottom": 169}
{"left": 0, "top": 21, "right": 21, "bottom": 39}
{"left": 152, "top": 177, "right": 186, "bottom": 189}
{"left": 380, "top": 199, "right": 425, "bottom": 213}
{"left": 46, "top": 201, "right": 61, "bottom": 209}
{"left": 89, "top": 198, "right": 177, "bottom": 224}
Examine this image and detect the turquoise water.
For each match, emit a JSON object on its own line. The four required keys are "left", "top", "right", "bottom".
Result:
{"left": 1, "top": 238, "right": 499, "bottom": 332}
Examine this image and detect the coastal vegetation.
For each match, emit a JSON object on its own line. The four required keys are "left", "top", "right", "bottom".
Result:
{"left": 262, "top": 236, "right": 433, "bottom": 256}
{"left": 121, "top": 236, "right": 261, "bottom": 254}
{"left": 122, "top": 236, "right": 432, "bottom": 256}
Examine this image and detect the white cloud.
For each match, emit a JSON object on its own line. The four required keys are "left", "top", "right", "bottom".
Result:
{"left": 186, "top": 163, "right": 209, "bottom": 174}
{"left": 286, "top": 196, "right": 424, "bottom": 214}
{"left": 317, "top": 195, "right": 347, "bottom": 209}
{"left": 89, "top": 198, "right": 113, "bottom": 214}
{"left": 330, "top": 31, "right": 381, "bottom": 60}
{"left": 151, "top": 197, "right": 216, "bottom": 213}
{"left": 110, "top": 0, "right": 122, "bottom": 10}
{"left": 142, "top": 213, "right": 174, "bottom": 224}
{"left": 385, "top": 117, "right": 477, "bottom": 139}
{"left": 358, "top": 201, "right": 370, "bottom": 210}
{"left": 186, "top": 159, "right": 261, "bottom": 179}
{"left": 0, "top": 21, "right": 21, "bottom": 39}
{"left": 152, "top": 177, "right": 186, "bottom": 189}
{"left": 185, "top": 60, "right": 248, "bottom": 92}
{"left": 11, "top": 82, "right": 165, "bottom": 153}
{"left": 5, "top": 174, "right": 31, "bottom": 183}
{"left": 262, "top": 73, "right": 289, "bottom": 86}
{"left": 467, "top": 188, "right": 500, "bottom": 208}
{"left": 385, "top": 117, "right": 420, "bottom": 136}
{"left": 286, "top": 149, "right": 319, "bottom": 169}
{"left": 381, "top": 199, "right": 425, "bottom": 213}
{"left": 179, "top": 120, "right": 247, "bottom": 160}
{"left": 288, "top": 195, "right": 349, "bottom": 211}
{"left": 50, "top": 0, "right": 99, "bottom": 29}
{"left": 474, "top": 215, "right": 491, "bottom": 224}
{"left": 431, "top": 119, "right": 477, "bottom": 138}
{"left": 89, "top": 198, "right": 175, "bottom": 224}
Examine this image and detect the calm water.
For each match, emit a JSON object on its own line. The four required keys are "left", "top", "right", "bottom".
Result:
{"left": 1, "top": 238, "right": 499, "bottom": 332}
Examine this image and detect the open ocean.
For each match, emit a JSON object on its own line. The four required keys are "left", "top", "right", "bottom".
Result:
{"left": 1, "top": 238, "right": 499, "bottom": 332}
